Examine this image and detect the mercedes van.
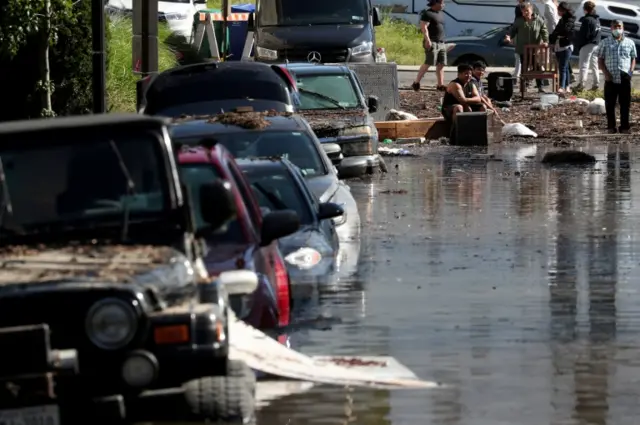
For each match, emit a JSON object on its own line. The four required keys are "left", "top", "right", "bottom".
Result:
{"left": 249, "top": 0, "right": 382, "bottom": 64}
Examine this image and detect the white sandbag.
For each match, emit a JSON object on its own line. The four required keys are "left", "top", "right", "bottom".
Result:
{"left": 502, "top": 123, "right": 538, "bottom": 138}
{"left": 386, "top": 109, "right": 418, "bottom": 121}
{"left": 587, "top": 98, "right": 606, "bottom": 115}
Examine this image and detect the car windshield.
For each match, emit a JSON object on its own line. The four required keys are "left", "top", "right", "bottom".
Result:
{"left": 295, "top": 74, "right": 360, "bottom": 110}
{"left": 241, "top": 166, "right": 313, "bottom": 225}
{"left": 258, "top": 0, "right": 367, "bottom": 26}
{"left": 175, "top": 130, "right": 327, "bottom": 177}
{"left": 0, "top": 135, "right": 167, "bottom": 233}
{"left": 179, "top": 164, "right": 245, "bottom": 243}
{"left": 480, "top": 26, "right": 508, "bottom": 39}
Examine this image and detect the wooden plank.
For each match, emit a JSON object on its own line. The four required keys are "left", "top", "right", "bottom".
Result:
{"left": 375, "top": 121, "right": 397, "bottom": 141}
{"left": 375, "top": 119, "right": 445, "bottom": 141}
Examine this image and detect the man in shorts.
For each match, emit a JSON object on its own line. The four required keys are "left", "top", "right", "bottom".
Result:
{"left": 412, "top": 0, "right": 447, "bottom": 92}
{"left": 441, "top": 64, "right": 485, "bottom": 123}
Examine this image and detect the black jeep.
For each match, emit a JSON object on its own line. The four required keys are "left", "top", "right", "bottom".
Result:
{"left": 0, "top": 114, "right": 257, "bottom": 424}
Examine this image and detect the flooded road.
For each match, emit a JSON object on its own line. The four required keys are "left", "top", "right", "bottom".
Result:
{"left": 258, "top": 142, "right": 640, "bottom": 425}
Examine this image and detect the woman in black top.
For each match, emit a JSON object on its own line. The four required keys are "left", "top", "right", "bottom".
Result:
{"left": 549, "top": 2, "right": 576, "bottom": 93}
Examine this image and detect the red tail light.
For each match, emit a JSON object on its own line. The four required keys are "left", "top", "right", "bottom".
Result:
{"left": 273, "top": 65, "right": 298, "bottom": 92}
{"left": 273, "top": 254, "right": 290, "bottom": 327}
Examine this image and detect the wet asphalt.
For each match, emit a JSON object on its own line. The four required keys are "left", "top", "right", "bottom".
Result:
{"left": 258, "top": 142, "right": 640, "bottom": 424}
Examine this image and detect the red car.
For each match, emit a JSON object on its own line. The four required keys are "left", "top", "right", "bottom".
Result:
{"left": 178, "top": 144, "right": 299, "bottom": 331}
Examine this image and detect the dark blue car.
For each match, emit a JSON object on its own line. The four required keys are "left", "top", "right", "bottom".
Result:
{"left": 237, "top": 158, "right": 344, "bottom": 288}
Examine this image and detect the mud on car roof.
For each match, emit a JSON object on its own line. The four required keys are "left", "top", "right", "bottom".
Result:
{"left": 171, "top": 112, "right": 309, "bottom": 139}
{"left": 0, "top": 114, "right": 170, "bottom": 137}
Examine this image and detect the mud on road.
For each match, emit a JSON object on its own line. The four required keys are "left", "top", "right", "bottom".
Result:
{"left": 400, "top": 89, "right": 640, "bottom": 140}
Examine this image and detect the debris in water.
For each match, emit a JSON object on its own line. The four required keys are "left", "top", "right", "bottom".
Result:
{"left": 326, "top": 357, "right": 388, "bottom": 367}
{"left": 541, "top": 150, "right": 596, "bottom": 164}
{"left": 380, "top": 189, "right": 408, "bottom": 194}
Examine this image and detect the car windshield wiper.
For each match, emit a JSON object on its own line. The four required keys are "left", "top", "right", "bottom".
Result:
{"left": 108, "top": 140, "right": 137, "bottom": 242}
{"left": 298, "top": 88, "right": 346, "bottom": 110}
{"left": 252, "top": 182, "right": 288, "bottom": 211}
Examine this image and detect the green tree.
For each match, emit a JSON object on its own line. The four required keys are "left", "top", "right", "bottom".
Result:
{"left": 0, "top": 0, "right": 75, "bottom": 117}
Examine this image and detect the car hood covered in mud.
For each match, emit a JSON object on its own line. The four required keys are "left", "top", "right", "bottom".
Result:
{"left": 300, "top": 109, "right": 371, "bottom": 139}
{"left": 0, "top": 245, "right": 197, "bottom": 292}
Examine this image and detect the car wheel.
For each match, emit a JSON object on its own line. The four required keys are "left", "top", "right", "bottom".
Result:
{"left": 183, "top": 374, "right": 256, "bottom": 424}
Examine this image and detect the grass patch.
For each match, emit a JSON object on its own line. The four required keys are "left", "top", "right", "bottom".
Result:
{"left": 107, "top": 17, "right": 179, "bottom": 112}
{"left": 375, "top": 17, "right": 423, "bottom": 65}
{"left": 206, "top": 0, "right": 252, "bottom": 9}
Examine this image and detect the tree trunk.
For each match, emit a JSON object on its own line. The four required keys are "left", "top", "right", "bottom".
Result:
{"left": 40, "top": 0, "right": 53, "bottom": 117}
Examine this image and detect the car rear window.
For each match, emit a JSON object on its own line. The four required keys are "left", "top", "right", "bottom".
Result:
{"left": 179, "top": 164, "right": 245, "bottom": 243}
{"left": 145, "top": 68, "right": 291, "bottom": 115}
{"left": 241, "top": 166, "right": 313, "bottom": 225}
{"left": 175, "top": 130, "right": 328, "bottom": 177}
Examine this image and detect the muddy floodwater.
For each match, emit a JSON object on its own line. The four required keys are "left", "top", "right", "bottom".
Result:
{"left": 258, "top": 142, "right": 640, "bottom": 425}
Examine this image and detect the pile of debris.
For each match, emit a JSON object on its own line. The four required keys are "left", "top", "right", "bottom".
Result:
{"left": 399, "top": 89, "right": 640, "bottom": 143}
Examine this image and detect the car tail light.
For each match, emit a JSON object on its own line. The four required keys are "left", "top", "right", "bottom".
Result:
{"left": 273, "top": 65, "right": 298, "bottom": 92}
{"left": 273, "top": 254, "right": 290, "bottom": 327}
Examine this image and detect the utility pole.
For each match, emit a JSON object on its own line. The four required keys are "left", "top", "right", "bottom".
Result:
{"left": 91, "top": 0, "right": 107, "bottom": 113}
{"left": 221, "top": 0, "right": 229, "bottom": 59}
{"left": 133, "top": 0, "right": 159, "bottom": 110}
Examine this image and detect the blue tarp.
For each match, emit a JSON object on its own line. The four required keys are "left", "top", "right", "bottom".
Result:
{"left": 227, "top": 4, "right": 256, "bottom": 60}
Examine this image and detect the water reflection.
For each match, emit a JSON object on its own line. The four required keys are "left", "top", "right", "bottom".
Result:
{"left": 254, "top": 144, "right": 640, "bottom": 424}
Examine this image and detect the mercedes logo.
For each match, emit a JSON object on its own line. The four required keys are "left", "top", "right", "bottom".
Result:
{"left": 307, "top": 51, "right": 321, "bottom": 63}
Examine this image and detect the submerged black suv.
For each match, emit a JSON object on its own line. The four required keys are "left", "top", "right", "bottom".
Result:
{"left": 0, "top": 114, "right": 260, "bottom": 424}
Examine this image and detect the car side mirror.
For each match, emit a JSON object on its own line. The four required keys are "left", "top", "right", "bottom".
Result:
{"left": 199, "top": 179, "right": 237, "bottom": 231}
{"left": 318, "top": 202, "right": 344, "bottom": 220}
{"left": 373, "top": 7, "right": 382, "bottom": 26}
{"left": 367, "top": 95, "right": 379, "bottom": 113}
{"left": 260, "top": 210, "right": 300, "bottom": 246}
{"left": 247, "top": 12, "right": 255, "bottom": 31}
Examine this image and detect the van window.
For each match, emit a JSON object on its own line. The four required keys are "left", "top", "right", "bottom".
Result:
{"left": 258, "top": 0, "right": 367, "bottom": 26}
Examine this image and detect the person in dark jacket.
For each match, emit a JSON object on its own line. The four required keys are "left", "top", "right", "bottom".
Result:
{"left": 549, "top": 2, "right": 576, "bottom": 93}
{"left": 574, "top": 1, "right": 601, "bottom": 91}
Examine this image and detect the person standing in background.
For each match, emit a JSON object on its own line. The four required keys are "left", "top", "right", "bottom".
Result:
{"left": 412, "top": 0, "right": 447, "bottom": 92}
{"left": 574, "top": 1, "right": 601, "bottom": 91}
{"left": 505, "top": 2, "right": 550, "bottom": 93}
{"left": 597, "top": 20, "right": 636, "bottom": 134}
{"left": 512, "top": 0, "right": 527, "bottom": 83}
{"left": 549, "top": 2, "right": 576, "bottom": 94}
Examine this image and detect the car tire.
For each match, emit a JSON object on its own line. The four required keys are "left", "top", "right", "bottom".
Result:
{"left": 227, "top": 359, "right": 256, "bottom": 396}
{"left": 183, "top": 374, "right": 256, "bottom": 424}
{"left": 378, "top": 156, "right": 388, "bottom": 173}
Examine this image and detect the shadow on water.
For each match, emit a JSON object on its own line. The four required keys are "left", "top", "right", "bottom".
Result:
{"left": 150, "top": 142, "right": 640, "bottom": 425}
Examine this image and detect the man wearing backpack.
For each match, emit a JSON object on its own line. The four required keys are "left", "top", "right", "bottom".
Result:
{"left": 574, "top": 1, "right": 601, "bottom": 91}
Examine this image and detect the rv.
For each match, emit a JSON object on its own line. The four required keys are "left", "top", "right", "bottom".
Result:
{"left": 377, "top": 0, "right": 640, "bottom": 37}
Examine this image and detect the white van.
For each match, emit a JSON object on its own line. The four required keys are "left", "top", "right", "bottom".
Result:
{"left": 106, "top": 0, "right": 208, "bottom": 41}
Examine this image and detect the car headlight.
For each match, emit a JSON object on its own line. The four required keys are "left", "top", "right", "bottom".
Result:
{"left": 165, "top": 12, "right": 189, "bottom": 20}
{"left": 284, "top": 247, "right": 322, "bottom": 270}
{"left": 342, "top": 125, "right": 373, "bottom": 136}
{"left": 85, "top": 298, "right": 138, "bottom": 350}
{"left": 341, "top": 138, "right": 375, "bottom": 156}
{"left": 256, "top": 46, "right": 278, "bottom": 60}
{"left": 351, "top": 41, "right": 373, "bottom": 56}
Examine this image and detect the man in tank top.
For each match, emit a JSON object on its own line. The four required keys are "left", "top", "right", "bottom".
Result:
{"left": 441, "top": 64, "right": 485, "bottom": 123}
